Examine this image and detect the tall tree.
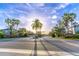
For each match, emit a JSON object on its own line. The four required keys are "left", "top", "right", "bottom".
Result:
{"left": 5, "top": 18, "right": 14, "bottom": 36}
{"left": 69, "top": 13, "right": 76, "bottom": 34}
{"left": 5, "top": 18, "right": 20, "bottom": 37}
{"left": 62, "top": 13, "right": 76, "bottom": 34}
{"left": 38, "top": 21, "right": 42, "bottom": 36}
{"left": 31, "top": 19, "right": 43, "bottom": 36}
{"left": 12, "top": 19, "right": 20, "bottom": 30}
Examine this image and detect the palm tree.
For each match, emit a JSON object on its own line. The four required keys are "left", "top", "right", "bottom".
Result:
{"left": 12, "top": 19, "right": 20, "bottom": 37}
{"left": 38, "top": 21, "right": 42, "bottom": 36}
{"left": 5, "top": 18, "right": 20, "bottom": 37}
{"left": 13, "top": 19, "right": 20, "bottom": 29}
{"left": 62, "top": 13, "right": 76, "bottom": 34}
{"left": 5, "top": 18, "right": 14, "bottom": 36}
{"left": 69, "top": 13, "right": 76, "bottom": 34}
{"left": 62, "top": 13, "right": 70, "bottom": 33}
{"left": 31, "top": 19, "right": 43, "bottom": 36}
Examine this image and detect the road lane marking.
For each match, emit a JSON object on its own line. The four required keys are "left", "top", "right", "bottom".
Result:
{"left": 43, "top": 39, "right": 73, "bottom": 55}
{"left": 61, "top": 40, "right": 79, "bottom": 48}
{"left": 30, "top": 39, "right": 36, "bottom": 56}
{"left": 0, "top": 48, "right": 32, "bottom": 55}
{"left": 40, "top": 38, "right": 52, "bottom": 56}
{"left": 43, "top": 38, "right": 75, "bottom": 56}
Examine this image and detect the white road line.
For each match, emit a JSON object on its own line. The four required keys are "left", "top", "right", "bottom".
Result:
{"left": 0, "top": 48, "right": 32, "bottom": 55}
{"left": 30, "top": 39, "right": 36, "bottom": 56}
{"left": 61, "top": 40, "right": 79, "bottom": 47}
{"left": 40, "top": 38, "right": 73, "bottom": 56}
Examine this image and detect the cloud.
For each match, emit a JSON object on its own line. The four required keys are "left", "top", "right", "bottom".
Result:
{"left": 0, "top": 3, "right": 72, "bottom": 31}
{"left": 0, "top": 10, "right": 13, "bottom": 18}
{"left": 51, "top": 10, "right": 57, "bottom": 14}
{"left": 75, "top": 21, "right": 79, "bottom": 24}
{"left": 55, "top": 3, "right": 70, "bottom": 10}
{"left": 0, "top": 4, "right": 31, "bottom": 18}
{"left": 31, "top": 3, "right": 45, "bottom": 7}
{"left": 69, "top": 7, "right": 79, "bottom": 13}
{"left": 52, "top": 20, "right": 57, "bottom": 24}
{"left": 52, "top": 15, "right": 57, "bottom": 19}
{"left": 26, "top": 3, "right": 32, "bottom": 8}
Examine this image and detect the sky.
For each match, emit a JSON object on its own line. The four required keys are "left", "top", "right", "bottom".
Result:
{"left": 0, "top": 3, "right": 79, "bottom": 32}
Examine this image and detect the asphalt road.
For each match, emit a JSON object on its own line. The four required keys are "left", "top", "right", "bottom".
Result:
{"left": 0, "top": 36, "right": 79, "bottom": 56}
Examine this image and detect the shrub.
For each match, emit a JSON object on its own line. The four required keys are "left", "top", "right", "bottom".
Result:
{"left": 0, "top": 30, "right": 4, "bottom": 38}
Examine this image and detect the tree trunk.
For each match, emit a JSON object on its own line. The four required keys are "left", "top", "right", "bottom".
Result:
{"left": 10, "top": 26, "right": 12, "bottom": 37}
{"left": 16, "top": 25, "right": 18, "bottom": 37}
{"left": 35, "top": 29, "right": 38, "bottom": 38}
{"left": 72, "top": 27, "right": 75, "bottom": 34}
{"left": 65, "top": 26, "right": 69, "bottom": 34}
{"left": 40, "top": 28, "right": 41, "bottom": 37}
{"left": 55, "top": 33, "right": 58, "bottom": 37}
{"left": 71, "top": 22, "right": 75, "bottom": 34}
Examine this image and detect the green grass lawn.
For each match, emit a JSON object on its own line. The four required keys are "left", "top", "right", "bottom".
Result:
{"left": 58, "top": 37, "right": 79, "bottom": 40}
{"left": 63, "top": 38, "right": 79, "bottom": 40}
{"left": 0, "top": 38, "right": 16, "bottom": 42}
{"left": 0, "top": 37, "right": 29, "bottom": 42}
{"left": 51, "top": 36, "right": 79, "bottom": 40}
